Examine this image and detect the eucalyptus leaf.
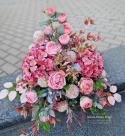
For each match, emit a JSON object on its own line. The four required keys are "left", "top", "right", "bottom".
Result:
{"left": 55, "top": 12, "right": 61, "bottom": 18}
{"left": 80, "top": 96, "right": 84, "bottom": 101}
{"left": 39, "top": 111, "right": 44, "bottom": 117}
{"left": 38, "top": 93, "right": 47, "bottom": 98}
{"left": 57, "top": 25, "right": 64, "bottom": 35}
{"left": 39, "top": 21, "right": 46, "bottom": 25}
{"left": 49, "top": 110, "right": 55, "bottom": 117}
{"left": 96, "top": 103, "right": 103, "bottom": 109}
{"left": 33, "top": 105, "right": 39, "bottom": 119}
{"left": 43, "top": 110, "right": 48, "bottom": 117}
{"left": 47, "top": 95, "right": 53, "bottom": 104}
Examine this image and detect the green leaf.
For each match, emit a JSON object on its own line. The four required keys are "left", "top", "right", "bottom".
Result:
{"left": 96, "top": 82, "right": 103, "bottom": 90}
{"left": 93, "top": 82, "right": 96, "bottom": 91}
{"left": 55, "top": 33, "right": 60, "bottom": 39}
{"left": 53, "top": 18, "right": 58, "bottom": 22}
{"left": 13, "top": 83, "right": 17, "bottom": 88}
{"left": 55, "top": 12, "right": 61, "bottom": 18}
{"left": 57, "top": 25, "right": 64, "bottom": 35}
{"left": 43, "top": 122, "right": 50, "bottom": 131}
{"left": 70, "top": 35, "right": 74, "bottom": 39}
{"left": 49, "top": 110, "right": 55, "bottom": 117}
{"left": 43, "top": 110, "right": 48, "bottom": 117}
{"left": 85, "top": 43, "right": 88, "bottom": 46}
{"left": 15, "top": 91, "right": 19, "bottom": 99}
{"left": 55, "top": 40, "right": 59, "bottom": 45}
{"left": 6, "top": 95, "right": 9, "bottom": 100}
{"left": 67, "top": 75, "right": 72, "bottom": 81}
{"left": 103, "top": 112, "right": 107, "bottom": 121}
{"left": 80, "top": 96, "right": 85, "bottom": 101}
{"left": 94, "top": 78, "right": 102, "bottom": 83}
{"left": 39, "top": 120, "right": 43, "bottom": 128}
{"left": 51, "top": 37, "right": 56, "bottom": 42}
{"left": 8, "top": 87, "right": 14, "bottom": 91}
{"left": 63, "top": 84, "right": 70, "bottom": 90}
{"left": 91, "top": 106, "right": 97, "bottom": 114}
{"left": 33, "top": 105, "right": 39, "bottom": 119}
{"left": 98, "top": 109, "right": 102, "bottom": 116}
{"left": 37, "top": 89, "right": 44, "bottom": 96}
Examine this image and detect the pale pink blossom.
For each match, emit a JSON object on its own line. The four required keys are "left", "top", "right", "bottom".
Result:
{"left": 56, "top": 101, "right": 68, "bottom": 112}
{"left": 48, "top": 72, "right": 66, "bottom": 89}
{"left": 66, "top": 84, "right": 79, "bottom": 99}
{"left": 79, "top": 78, "right": 93, "bottom": 95}
{"left": 0, "top": 89, "right": 9, "bottom": 99}
{"left": 113, "top": 93, "right": 121, "bottom": 102}
{"left": 40, "top": 115, "right": 50, "bottom": 122}
{"left": 25, "top": 91, "right": 38, "bottom": 103}
{"left": 9, "top": 91, "right": 17, "bottom": 101}
{"left": 108, "top": 96, "right": 115, "bottom": 105}
{"left": 110, "top": 85, "right": 117, "bottom": 93}
{"left": 100, "top": 70, "right": 106, "bottom": 78}
{"left": 46, "top": 7, "right": 56, "bottom": 15}
{"left": 64, "top": 51, "right": 77, "bottom": 63}
{"left": 62, "top": 23, "right": 73, "bottom": 35}
{"left": 59, "top": 34, "right": 70, "bottom": 45}
{"left": 46, "top": 41, "right": 62, "bottom": 55}
{"left": 44, "top": 26, "right": 52, "bottom": 35}
{"left": 80, "top": 97, "right": 92, "bottom": 109}
{"left": 57, "top": 13, "right": 67, "bottom": 23}
{"left": 38, "top": 76, "right": 48, "bottom": 88}
{"left": 33, "top": 31, "right": 45, "bottom": 44}
{"left": 4, "top": 82, "right": 13, "bottom": 88}
{"left": 20, "top": 93, "right": 27, "bottom": 103}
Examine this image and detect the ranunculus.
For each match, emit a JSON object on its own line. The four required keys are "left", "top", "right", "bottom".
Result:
{"left": 62, "top": 23, "right": 73, "bottom": 35}
{"left": 66, "top": 84, "right": 79, "bottom": 99}
{"left": 46, "top": 41, "right": 62, "bottom": 55}
{"left": 48, "top": 72, "right": 66, "bottom": 89}
{"left": 44, "top": 26, "right": 53, "bottom": 35}
{"left": 40, "top": 115, "right": 50, "bottom": 122}
{"left": 79, "top": 78, "right": 93, "bottom": 94}
{"left": 56, "top": 101, "right": 68, "bottom": 112}
{"left": 25, "top": 91, "right": 38, "bottom": 103}
{"left": 57, "top": 13, "right": 67, "bottom": 23}
{"left": 113, "top": 93, "right": 121, "bottom": 102}
{"left": 46, "top": 7, "right": 56, "bottom": 15}
{"left": 38, "top": 76, "right": 48, "bottom": 88}
{"left": 4, "top": 82, "right": 13, "bottom": 88}
{"left": 110, "top": 85, "right": 117, "bottom": 93}
{"left": 80, "top": 97, "right": 92, "bottom": 109}
{"left": 33, "top": 31, "right": 45, "bottom": 44}
{"left": 59, "top": 34, "right": 70, "bottom": 45}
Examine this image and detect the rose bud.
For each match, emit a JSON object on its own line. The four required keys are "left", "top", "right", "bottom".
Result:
{"left": 57, "top": 13, "right": 67, "bottom": 23}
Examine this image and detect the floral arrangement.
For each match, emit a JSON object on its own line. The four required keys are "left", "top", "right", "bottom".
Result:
{"left": 0, "top": 7, "right": 122, "bottom": 136}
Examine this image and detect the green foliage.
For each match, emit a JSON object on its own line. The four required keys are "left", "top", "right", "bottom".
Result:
{"left": 50, "top": 38, "right": 59, "bottom": 45}
{"left": 93, "top": 82, "right": 96, "bottom": 91}
{"left": 57, "top": 25, "right": 64, "bottom": 35}
{"left": 33, "top": 105, "right": 40, "bottom": 119}
{"left": 49, "top": 110, "right": 55, "bottom": 117}
{"left": 43, "top": 122, "right": 50, "bottom": 131}
{"left": 37, "top": 89, "right": 44, "bottom": 96}
{"left": 55, "top": 12, "right": 61, "bottom": 18}
{"left": 85, "top": 43, "right": 88, "bottom": 46}
{"left": 39, "top": 120, "right": 43, "bottom": 128}
{"left": 6, "top": 95, "right": 9, "bottom": 100}
{"left": 15, "top": 91, "right": 19, "bottom": 99}
{"left": 43, "top": 110, "right": 48, "bottom": 117}
{"left": 91, "top": 106, "right": 97, "bottom": 114}
{"left": 13, "top": 83, "right": 17, "bottom": 88}
{"left": 67, "top": 75, "right": 72, "bottom": 81}
{"left": 96, "top": 82, "right": 103, "bottom": 90}
{"left": 63, "top": 84, "right": 70, "bottom": 90}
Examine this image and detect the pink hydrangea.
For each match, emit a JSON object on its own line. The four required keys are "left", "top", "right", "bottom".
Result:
{"left": 80, "top": 97, "right": 92, "bottom": 109}
{"left": 46, "top": 7, "right": 56, "bottom": 15}
{"left": 59, "top": 34, "right": 70, "bottom": 45}
{"left": 56, "top": 100, "right": 68, "bottom": 112}
{"left": 33, "top": 31, "right": 45, "bottom": 44}
{"left": 77, "top": 47, "right": 104, "bottom": 78}
{"left": 44, "top": 26, "right": 52, "bottom": 35}
{"left": 44, "top": 58, "right": 54, "bottom": 71}
{"left": 62, "top": 23, "right": 73, "bottom": 35}
{"left": 66, "top": 84, "right": 79, "bottom": 99}
{"left": 46, "top": 41, "right": 62, "bottom": 55}
{"left": 25, "top": 91, "right": 38, "bottom": 103}
{"left": 40, "top": 115, "right": 50, "bottom": 122}
{"left": 48, "top": 72, "right": 66, "bottom": 89}
{"left": 58, "top": 13, "right": 67, "bottom": 23}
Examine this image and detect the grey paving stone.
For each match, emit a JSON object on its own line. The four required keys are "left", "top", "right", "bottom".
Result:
{"left": 4, "top": 55, "right": 19, "bottom": 64}
{"left": 0, "top": 45, "right": 10, "bottom": 51}
{"left": 0, "top": 50, "right": 8, "bottom": 58}
{"left": 7, "top": 48, "right": 20, "bottom": 56}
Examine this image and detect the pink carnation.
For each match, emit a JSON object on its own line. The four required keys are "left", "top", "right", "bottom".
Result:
{"left": 79, "top": 78, "right": 93, "bottom": 95}
{"left": 66, "top": 84, "right": 79, "bottom": 99}
{"left": 58, "top": 13, "right": 67, "bottom": 23}
{"left": 44, "top": 26, "right": 52, "bottom": 35}
{"left": 33, "top": 31, "right": 45, "bottom": 44}
{"left": 56, "top": 101, "right": 68, "bottom": 112}
{"left": 48, "top": 72, "right": 66, "bottom": 89}
{"left": 46, "top": 41, "right": 62, "bottom": 55}
{"left": 62, "top": 23, "right": 73, "bottom": 35}
{"left": 59, "top": 34, "right": 70, "bottom": 45}
{"left": 46, "top": 7, "right": 56, "bottom": 15}
{"left": 80, "top": 97, "right": 92, "bottom": 109}
{"left": 25, "top": 91, "right": 38, "bottom": 103}
{"left": 40, "top": 115, "right": 50, "bottom": 122}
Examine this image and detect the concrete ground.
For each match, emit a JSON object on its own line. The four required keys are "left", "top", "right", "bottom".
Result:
{"left": 0, "top": 0, "right": 125, "bottom": 77}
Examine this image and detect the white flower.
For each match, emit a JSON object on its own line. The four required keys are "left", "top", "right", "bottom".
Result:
{"left": 38, "top": 76, "right": 48, "bottom": 88}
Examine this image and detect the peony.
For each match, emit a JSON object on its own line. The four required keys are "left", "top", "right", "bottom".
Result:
{"left": 46, "top": 41, "right": 62, "bottom": 55}
{"left": 79, "top": 78, "right": 93, "bottom": 95}
{"left": 58, "top": 13, "right": 67, "bottom": 23}
{"left": 40, "top": 115, "right": 50, "bottom": 122}
{"left": 48, "top": 72, "right": 66, "bottom": 89}
{"left": 110, "top": 85, "right": 117, "bottom": 93}
{"left": 25, "top": 91, "right": 38, "bottom": 103}
{"left": 4, "top": 82, "right": 13, "bottom": 88}
{"left": 46, "top": 7, "right": 56, "bottom": 15}
{"left": 38, "top": 76, "right": 48, "bottom": 88}
{"left": 59, "top": 34, "right": 70, "bottom": 45}
{"left": 56, "top": 101, "right": 68, "bottom": 112}
{"left": 62, "top": 23, "right": 73, "bottom": 35}
{"left": 44, "top": 26, "right": 53, "bottom": 35}
{"left": 80, "top": 97, "right": 92, "bottom": 109}
{"left": 33, "top": 31, "right": 45, "bottom": 44}
{"left": 66, "top": 84, "right": 79, "bottom": 99}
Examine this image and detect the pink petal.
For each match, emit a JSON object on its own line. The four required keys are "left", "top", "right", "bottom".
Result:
{"left": 108, "top": 96, "right": 115, "bottom": 105}
{"left": 4, "top": 82, "right": 13, "bottom": 88}
{"left": 20, "top": 93, "right": 27, "bottom": 103}
{"left": 9, "top": 91, "right": 17, "bottom": 101}
{"left": 113, "top": 93, "right": 121, "bottom": 102}
{"left": 0, "top": 89, "right": 9, "bottom": 99}
{"left": 110, "top": 85, "right": 117, "bottom": 93}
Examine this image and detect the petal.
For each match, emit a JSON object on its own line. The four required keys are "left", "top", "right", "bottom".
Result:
{"left": 9, "top": 91, "right": 17, "bottom": 101}
{"left": 108, "top": 96, "right": 115, "bottom": 105}
{"left": 0, "top": 89, "right": 9, "bottom": 99}
{"left": 20, "top": 93, "right": 27, "bottom": 103}
{"left": 4, "top": 82, "right": 13, "bottom": 88}
{"left": 110, "top": 85, "right": 117, "bottom": 93}
{"left": 113, "top": 93, "right": 121, "bottom": 102}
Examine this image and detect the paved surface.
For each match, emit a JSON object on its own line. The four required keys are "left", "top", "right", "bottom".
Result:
{"left": 0, "top": 0, "right": 125, "bottom": 77}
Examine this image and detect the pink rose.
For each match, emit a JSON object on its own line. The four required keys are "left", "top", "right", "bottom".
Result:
{"left": 62, "top": 23, "right": 73, "bottom": 35}
{"left": 46, "top": 7, "right": 56, "bottom": 15}
{"left": 40, "top": 115, "right": 50, "bottom": 122}
{"left": 58, "top": 13, "right": 67, "bottom": 23}
{"left": 33, "top": 31, "right": 45, "bottom": 44}
{"left": 79, "top": 78, "right": 93, "bottom": 94}
{"left": 25, "top": 91, "right": 38, "bottom": 103}
{"left": 44, "top": 26, "right": 53, "bottom": 35}
{"left": 59, "top": 34, "right": 70, "bottom": 45}
{"left": 48, "top": 72, "right": 66, "bottom": 89}
{"left": 80, "top": 97, "right": 92, "bottom": 109}
{"left": 46, "top": 41, "right": 62, "bottom": 55}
